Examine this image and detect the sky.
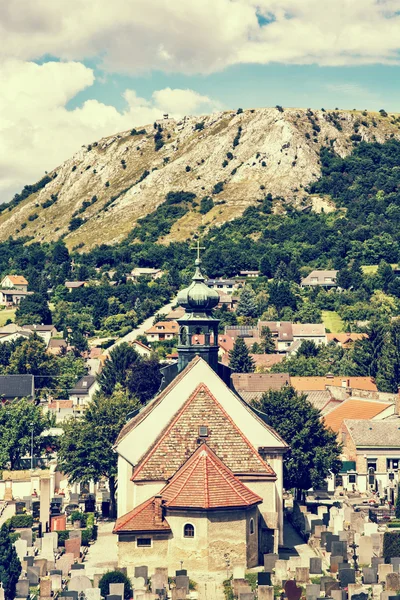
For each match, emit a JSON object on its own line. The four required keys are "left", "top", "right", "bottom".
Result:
{"left": 1, "top": 0, "right": 400, "bottom": 203}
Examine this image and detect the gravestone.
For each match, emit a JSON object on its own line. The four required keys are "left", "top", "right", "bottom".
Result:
{"left": 323, "top": 512, "right": 330, "bottom": 526}
{"left": 40, "top": 578, "right": 52, "bottom": 599}
{"left": 44, "top": 532, "right": 58, "bottom": 551}
{"left": 68, "top": 576, "right": 93, "bottom": 593}
{"left": 41, "top": 536, "right": 54, "bottom": 560}
{"left": 238, "top": 594, "right": 253, "bottom": 600}
{"left": 134, "top": 566, "right": 148, "bottom": 581}
{"left": 23, "top": 556, "right": 34, "bottom": 568}
{"left": 16, "top": 579, "right": 29, "bottom": 598}
{"left": 326, "top": 535, "right": 340, "bottom": 552}
{"left": 65, "top": 538, "right": 80, "bottom": 559}
{"left": 310, "top": 558, "right": 322, "bottom": 574}
{"left": 258, "top": 586, "right": 274, "bottom": 600}
{"left": 351, "top": 593, "right": 368, "bottom": 600}
{"left": 18, "top": 529, "right": 33, "bottom": 547}
{"left": 386, "top": 573, "right": 400, "bottom": 591}
{"left": 363, "top": 568, "right": 377, "bottom": 585}
{"left": 109, "top": 584, "right": 124, "bottom": 597}
{"left": 151, "top": 572, "right": 167, "bottom": 593}
{"left": 274, "top": 560, "right": 289, "bottom": 584}
{"left": 264, "top": 554, "right": 278, "bottom": 572}
{"left": 296, "top": 567, "right": 309, "bottom": 583}
{"left": 258, "top": 573, "right": 272, "bottom": 586}
{"left": 347, "top": 585, "right": 362, "bottom": 599}
{"left": 60, "top": 592, "right": 78, "bottom": 600}
{"left": 71, "top": 564, "right": 84, "bottom": 571}
{"left": 57, "top": 553, "right": 74, "bottom": 576}
{"left": 372, "top": 557, "right": 385, "bottom": 568}
{"left": 175, "top": 575, "right": 189, "bottom": 592}
{"left": 364, "top": 523, "right": 379, "bottom": 536}
{"left": 320, "top": 577, "right": 336, "bottom": 593}
{"left": 233, "top": 566, "right": 246, "bottom": 580}
{"left": 85, "top": 589, "right": 101, "bottom": 600}
{"left": 34, "top": 558, "right": 48, "bottom": 577}
{"left": 332, "top": 541, "right": 347, "bottom": 558}
{"left": 26, "top": 566, "right": 40, "bottom": 586}
{"left": 339, "top": 568, "right": 356, "bottom": 587}
{"left": 233, "top": 580, "right": 247, "bottom": 597}
{"left": 311, "top": 520, "right": 324, "bottom": 534}
{"left": 331, "top": 591, "right": 346, "bottom": 600}
{"left": 306, "top": 584, "right": 321, "bottom": 600}
{"left": 176, "top": 570, "right": 187, "bottom": 576}
{"left": 69, "top": 530, "right": 82, "bottom": 542}
{"left": 378, "top": 564, "right": 393, "bottom": 582}
{"left": 358, "top": 536, "right": 373, "bottom": 565}
{"left": 314, "top": 525, "right": 326, "bottom": 539}
{"left": 330, "top": 556, "right": 342, "bottom": 574}
{"left": 391, "top": 558, "right": 400, "bottom": 573}
{"left": 50, "top": 571, "right": 62, "bottom": 591}
{"left": 285, "top": 580, "right": 302, "bottom": 600}
{"left": 106, "top": 595, "right": 122, "bottom": 600}
{"left": 325, "top": 582, "right": 340, "bottom": 596}
{"left": 14, "top": 539, "right": 28, "bottom": 561}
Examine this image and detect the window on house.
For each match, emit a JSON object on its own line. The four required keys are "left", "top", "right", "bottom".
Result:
{"left": 387, "top": 459, "right": 399, "bottom": 471}
{"left": 136, "top": 537, "right": 152, "bottom": 547}
{"left": 367, "top": 460, "right": 377, "bottom": 472}
{"left": 183, "top": 523, "right": 195, "bottom": 538}
{"left": 249, "top": 518, "right": 255, "bottom": 535}
{"left": 348, "top": 474, "right": 357, "bottom": 484}
{"left": 198, "top": 426, "right": 208, "bottom": 437}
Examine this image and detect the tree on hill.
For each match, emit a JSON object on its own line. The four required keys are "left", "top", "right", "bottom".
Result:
{"left": 0, "top": 523, "right": 21, "bottom": 600}
{"left": 229, "top": 338, "right": 255, "bottom": 373}
{"left": 297, "top": 340, "right": 319, "bottom": 358}
{"left": 15, "top": 293, "right": 52, "bottom": 325}
{"left": 236, "top": 287, "right": 258, "bottom": 319}
{"left": 127, "top": 357, "right": 163, "bottom": 404}
{"left": 58, "top": 386, "right": 139, "bottom": 517}
{"left": 98, "top": 343, "right": 139, "bottom": 395}
{"left": 7, "top": 333, "right": 59, "bottom": 391}
{"left": 253, "top": 386, "right": 341, "bottom": 499}
{"left": 376, "top": 320, "right": 400, "bottom": 392}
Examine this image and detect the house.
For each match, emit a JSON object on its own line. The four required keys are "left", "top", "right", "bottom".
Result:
{"left": 130, "top": 268, "right": 164, "bottom": 282}
{"left": 292, "top": 323, "right": 327, "bottom": 346}
{"left": 0, "top": 275, "right": 28, "bottom": 292}
{"left": 231, "top": 372, "right": 291, "bottom": 403}
{"left": 301, "top": 269, "right": 338, "bottom": 288}
{"left": 47, "top": 338, "right": 68, "bottom": 355}
{"left": 250, "top": 354, "right": 285, "bottom": 372}
{"left": 336, "top": 417, "right": 400, "bottom": 496}
{"left": 131, "top": 340, "right": 152, "bottom": 357}
{"left": 145, "top": 321, "right": 179, "bottom": 342}
{"left": 327, "top": 333, "right": 367, "bottom": 348}
{"left": 0, "top": 289, "right": 33, "bottom": 306}
{"left": 113, "top": 254, "right": 288, "bottom": 581}
{"left": 322, "top": 398, "right": 395, "bottom": 434}
{"left": 216, "top": 292, "right": 238, "bottom": 311}
{"left": 0, "top": 375, "right": 35, "bottom": 401}
{"left": 0, "top": 325, "right": 32, "bottom": 344}
{"left": 291, "top": 375, "right": 378, "bottom": 394}
{"left": 22, "top": 325, "right": 59, "bottom": 347}
{"left": 47, "top": 400, "right": 75, "bottom": 424}
{"left": 205, "top": 279, "right": 239, "bottom": 294}
{"left": 239, "top": 270, "right": 260, "bottom": 278}
{"left": 65, "top": 281, "right": 86, "bottom": 292}
{"left": 165, "top": 306, "right": 186, "bottom": 321}
{"left": 69, "top": 375, "right": 99, "bottom": 411}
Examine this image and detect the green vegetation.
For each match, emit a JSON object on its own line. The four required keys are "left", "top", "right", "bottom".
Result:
{"left": 229, "top": 338, "right": 255, "bottom": 373}
{"left": 99, "top": 571, "right": 132, "bottom": 600}
{"left": 321, "top": 310, "right": 345, "bottom": 333}
{"left": 0, "top": 523, "right": 22, "bottom": 600}
{"left": 10, "top": 515, "right": 33, "bottom": 528}
{"left": 0, "top": 309, "right": 15, "bottom": 327}
{"left": 383, "top": 532, "right": 400, "bottom": 561}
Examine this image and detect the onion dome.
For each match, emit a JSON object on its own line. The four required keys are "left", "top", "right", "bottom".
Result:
{"left": 177, "top": 257, "right": 219, "bottom": 311}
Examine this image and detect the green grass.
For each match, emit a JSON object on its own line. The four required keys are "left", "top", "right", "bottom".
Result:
{"left": 322, "top": 310, "right": 345, "bottom": 333}
{"left": 361, "top": 263, "right": 397, "bottom": 274}
{"left": 0, "top": 308, "right": 16, "bottom": 326}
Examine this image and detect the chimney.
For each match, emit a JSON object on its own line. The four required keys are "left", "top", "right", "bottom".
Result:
{"left": 154, "top": 495, "right": 163, "bottom": 525}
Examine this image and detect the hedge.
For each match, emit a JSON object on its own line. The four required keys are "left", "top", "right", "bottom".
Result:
{"left": 55, "top": 530, "right": 69, "bottom": 547}
{"left": 99, "top": 572, "right": 132, "bottom": 600}
{"left": 11, "top": 515, "right": 33, "bottom": 528}
{"left": 383, "top": 532, "right": 400, "bottom": 562}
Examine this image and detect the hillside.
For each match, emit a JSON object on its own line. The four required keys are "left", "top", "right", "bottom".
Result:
{"left": 2, "top": 106, "right": 400, "bottom": 249}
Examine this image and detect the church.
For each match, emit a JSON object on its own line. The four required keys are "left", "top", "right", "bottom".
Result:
{"left": 113, "top": 251, "right": 288, "bottom": 580}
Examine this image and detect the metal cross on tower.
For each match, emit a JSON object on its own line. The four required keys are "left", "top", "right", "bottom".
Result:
{"left": 191, "top": 238, "right": 205, "bottom": 261}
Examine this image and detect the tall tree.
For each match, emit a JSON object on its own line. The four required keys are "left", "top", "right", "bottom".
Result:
{"left": 58, "top": 387, "right": 138, "bottom": 517}
{"left": 0, "top": 399, "right": 55, "bottom": 470}
{"left": 376, "top": 320, "right": 400, "bottom": 392}
{"left": 127, "top": 357, "right": 162, "bottom": 404}
{"left": 229, "top": 338, "right": 255, "bottom": 373}
{"left": 15, "top": 293, "right": 52, "bottom": 325}
{"left": 0, "top": 523, "right": 21, "bottom": 600}
{"left": 7, "top": 334, "right": 59, "bottom": 391}
{"left": 253, "top": 386, "right": 341, "bottom": 499}
{"left": 260, "top": 326, "right": 276, "bottom": 354}
{"left": 236, "top": 287, "right": 258, "bottom": 318}
{"left": 297, "top": 340, "right": 319, "bottom": 358}
{"left": 98, "top": 343, "right": 139, "bottom": 395}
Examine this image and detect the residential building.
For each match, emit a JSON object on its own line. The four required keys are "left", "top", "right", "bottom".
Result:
{"left": 239, "top": 270, "right": 260, "bottom": 278}
{"left": 65, "top": 281, "right": 86, "bottom": 292}
{"left": 0, "top": 375, "right": 35, "bottom": 401}
{"left": 205, "top": 279, "right": 239, "bottom": 294}
{"left": 250, "top": 354, "right": 285, "bottom": 372}
{"left": 130, "top": 268, "right": 164, "bottom": 282}
{"left": 337, "top": 418, "right": 400, "bottom": 496}
{"left": 22, "top": 325, "right": 59, "bottom": 346}
{"left": 291, "top": 375, "right": 378, "bottom": 394}
{"left": 0, "top": 289, "right": 33, "bottom": 306}
{"left": 301, "top": 269, "right": 338, "bottom": 288}
{"left": 231, "top": 372, "right": 291, "bottom": 403}
{"left": 131, "top": 340, "right": 152, "bottom": 357}
{"left": 69, "top": 375, "right": 99, "bottom": 412}
{"left": 0, "top": 275, "right": 28, "bottom": 292}
{"left": 292, "top": 323, "right": 327, "bottom": 346}
{"left": 145, "top": 321, "right": 179, "bottom": 342}
{"left": 47, "top": 338, "right": 68, "bottom": 355}
{"left": 113, "top": 254, "right": 288, "bottom": 581}
{"left": 327, "top": 333, "right": 367, "bottom": 348}
{"left": 216, "top": 292, "right": 238, "bottom": 311}
{"left": 323, "top": 398, "right": 395, "bottom": 434}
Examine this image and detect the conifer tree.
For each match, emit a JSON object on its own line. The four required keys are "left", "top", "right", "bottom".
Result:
{"left": 260, "top": 326, "right": 276, "bottom": 354}
{"left": 236, "top": 287, "right": 257, "bottom": 318}
{"left": 0, "top": 523, "right": 21, "bottom": 600}
{"left": 229, "top": 338, "right": 255, "bottom": 373}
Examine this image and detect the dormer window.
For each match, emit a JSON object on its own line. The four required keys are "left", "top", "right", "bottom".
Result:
{"left": 198, "top": 426, "right": 208, "bottom": 437}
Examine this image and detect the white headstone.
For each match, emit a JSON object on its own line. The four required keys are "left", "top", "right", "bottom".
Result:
{"left": 14, "top": 539, "right": 28, "bottom": 561}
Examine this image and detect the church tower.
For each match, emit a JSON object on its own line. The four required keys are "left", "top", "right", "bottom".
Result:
{"left": 176, "top": 243, "right": 220, "bottom": 372}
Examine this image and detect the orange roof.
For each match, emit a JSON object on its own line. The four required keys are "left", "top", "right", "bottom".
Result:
{"left": 161, "top": 444, "right": 263, "bottom": 510}
{"left": 250, "top": 354, "right": 284, "bottom": 369}
{"left": 145, "top": 320, "right": 179, "bottom": 335}
{"left": 113, "top": 496, "right": 171, "bottom": 533}
{"left": 323, "top": 399, "right": 392, "bottom": 433}
{"left": 327, "top": 333, "right": 367, "bottom": 345}
{"left": 132, "top": 340, "right": 151, "bottom": 351}
{"left": 6, "top": 275, "right": 28, "bottom": 285}
{"left": 291, "top": 376, "right": 377, "bottom": 392}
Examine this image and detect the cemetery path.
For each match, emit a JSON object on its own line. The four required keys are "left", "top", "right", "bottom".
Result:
{"left": 84, "top": 520, "right": 118, "bottom": 577}
{"left": 282, "top": 522, "right": 319, "bottom": 566}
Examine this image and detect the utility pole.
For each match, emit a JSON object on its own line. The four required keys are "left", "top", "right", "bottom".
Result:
{"left": 30, "top": 422, "right": 34, "bottom": 470}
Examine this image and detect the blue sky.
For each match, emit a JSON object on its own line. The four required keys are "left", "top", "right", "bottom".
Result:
{"left": 1, "top": 0, "right": 400, "bottom": 201}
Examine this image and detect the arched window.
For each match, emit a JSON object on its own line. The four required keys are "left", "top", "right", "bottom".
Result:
{"left": 183, "top": 523, "right": 195, "bottom": 538}
{"left": 249, "top": 518, "right": 255, "bottom": 535}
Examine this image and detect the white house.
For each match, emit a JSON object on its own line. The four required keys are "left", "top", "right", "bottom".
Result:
{"left": 0, "top": 275, "right": 28, "bottom": 291}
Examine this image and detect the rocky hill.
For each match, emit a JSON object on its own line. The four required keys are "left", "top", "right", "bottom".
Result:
{"left": 1, "top": 107, "right": 400, "bottom": 250}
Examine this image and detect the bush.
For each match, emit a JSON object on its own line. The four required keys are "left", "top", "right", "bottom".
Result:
{"left": 70, "top": 510, "right": 87, "bottom": 526}
{"left": 200, "top": 196, "right": 214, "bottom": 214}
{"left": 10, "top": 515, "right": 33, "bottom": 528}
{"left": 99, "top": 571, "right": 132, "bottom": 600}
{"left": 28, "top": 213, "right": 38, "bottom": 222}
{"left": 194, "top": 122, "right": 204, "bottom": 131}
{"left": 69, "top": 217, "right": 85, "bottom": 232}
{"left": 55, "top": 530, "right": 69, "bottom": 547}
{"left": 383, "top": 532, "right": 400, "bottom": 561}
{"left": 212, "top": 182, "right": 224, "bottom": 195}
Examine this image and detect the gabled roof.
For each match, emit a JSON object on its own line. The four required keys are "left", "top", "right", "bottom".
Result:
{"left": 161, "top": 444, "right": 263, "bottom": 510}
{"left": 65, "top": 281, "right": 86, "bottom": 288}
{"left": 323, "top": 399, "right": 393, "bottom": 433}
{"left": 131, "top": 383, "right": 276, "bottom": 481}
{"left": 0, "top": 375, "right": 34, "bottom": 399}
{"left": 291, "top": 376, "right": 378, "bottom": 392}
{"left": 113, "top": 497, "right": 171, "bottom": 534}
{"left": 132, "top": 340, "right": 151, "bottom": 352}
{"left": 344, "top": 419, "right": 400, "bottom": 448}
{"left": 327, "top": 333, "right": 367, "bottom": 345}
{"left": 145, "top": 321, "right": 178, "bottom": 335}
{"left": 292, "top": 324, "right": 326, "bottom": 337}
{"left": 69, "top": 375, "right": 96, "bottom": 395}
{"left": 232, "top": 372, "right": 290, "bottom": 393}
{"left": 3, "top": 275, "right": 28, "bottom": 285}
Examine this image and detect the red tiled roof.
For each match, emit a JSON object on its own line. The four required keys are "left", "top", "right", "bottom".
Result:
{"left": 132, "top": 382, "right": 276, "bottom": 481}
{"left": 145, "top": 321, "right": 179, "bottom": 335}
{"left": 162, "top": 444, "right": 263, "bottom": 510}
{"left": 327, "top": 333, "right": 367, "bottom": 345}
{"left": 250, "top": 354, "right": 284, "bottom": 369}
{"left": 6, "top": 275, "right": 28, "bottom": 285}
{"left": 132, "top": 340, "right": 151, "bottom": 351}
{"left": 113, "top": 497, "right": 171, "bottom": 533}
{"left": 291, "top": 376, "right": 378, "bottom": 392}
{"left": 323, "top": 399, "right": 392, "bottom": 433}
{"left": 232, "top": 372, "right": 290, "bottom": 392}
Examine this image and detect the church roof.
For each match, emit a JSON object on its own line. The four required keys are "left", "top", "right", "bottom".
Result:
{"left": 131, "top": 382, "right": 276, "bottom": 481}
{"left": 113, "top": 496, "right": 171, "bottom": 534}
{"left": 161, "top": 443, "right": 263, "bottom": 510}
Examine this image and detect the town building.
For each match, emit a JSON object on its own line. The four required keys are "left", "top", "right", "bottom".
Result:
{"left": 113, "top": 252, "right": 288, "bottom": 580}
{"left": 64, "top": 281, "right": 86, "bottom": 292}
{"left": 129, "top": 268, "right": 164, "bottom": 282}
{"left": 0, "top": 374, "right": 35, "bottom": 401}
{"left": 300, "top": 269, "right": 338, "bottom": 288}
{"left": 69, "top": 375, "right": 99, "bottom": 412}
{"left": 145, "top": 321, "right": 179, "bottom": 342}
{"left": 0, "top": 275, "right": 28, "bottom": 291}
{"left": 205, "top": 278, "right": 239, "bottom": 294}
{"left": 0, "top": 289, "right": 33, "bottom": 306}
{"left": 131, "top": 339, "right": 152, "bottom": 357}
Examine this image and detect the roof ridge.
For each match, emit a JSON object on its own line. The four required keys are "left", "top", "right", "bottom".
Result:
{"left": 207, "top": 448, "right": 253, "bottom": 505}
{"left": 114, "top": 496, "right": 153, "bottom": 531}
{"left": 166, "top": 452, "right": 202, "bottom": 505}
{"left": 204, "top": 449, "right": 209, "bottom": 508}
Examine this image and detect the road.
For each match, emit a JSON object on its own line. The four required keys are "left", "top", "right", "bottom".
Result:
{"left": 104, "top": 296, "right": 177, "bottom": 356}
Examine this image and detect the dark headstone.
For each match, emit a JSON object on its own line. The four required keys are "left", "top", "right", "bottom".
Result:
{"left": 372, "top": 557, "right": 384, "bottom": 568}
{"left": 264, "top": 553, "right": 278, "bottom": 573}
{"left": 319, "top": 577, "right": 335, "bottom": 592}
{"left": 26, "top": 566, "right": 40, "bottom": 586}
{"left": 24, "top": 556, "right": 34, "bottom": 567}
{"left": 326, "top": 534, "right": 339, "bottom": 553}
{"left": 338, "top": 562, "right": 349, "bottom": 572}
{"left": 175, "top": 575, "right": 189, "bottom": 591}
{"left": 321, "top": 531, "right": 330, "bottom": 548}
{"left": 106, "top": 595, "right": 122, "bottom": 600}
{"left": 134, "top": 566, "right": 148, "bottom": 581}
{"left": 351, "top": 594, "right": 368, "bottom": 600}
{"left": 391, "top": 558, "right": 400, "bottom": 573}
{"left": 310, "top": 557, "right": 322, "bottom": 574}
{"left": 258, "top": 573, "right": 272, "bottom": 586}
{"left": 50, "top": 570, "right": 63, "bottom": 575}
{"left": 60, "top": 592, "right": 78, "bottom": 600}
{"left": 331, "top": 541, "right": 347, "bottom": 558}
{"left": 285, "top": 580, "right": 302, "bottom": 600}
{"left": 323, "top": 512, "right": 330, "bottom": 526}
{"left": 362, "top": 568, "right": 377, "bottom": 585}
{"left": 176, "top": 570, "right": 187, "bottom": 576}
{"left": 339, "top": 568, "right": 356, "bottom": 587}
{"left": 71, "top": 564, "right": 84, "bottom": 570}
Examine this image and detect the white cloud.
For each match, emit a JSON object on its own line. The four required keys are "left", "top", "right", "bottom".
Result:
{"left": 0, "top": 60, "right": 220, "bottom": 203}
{"left": 1, "top": 0, "right": 400, "bottom": 72}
